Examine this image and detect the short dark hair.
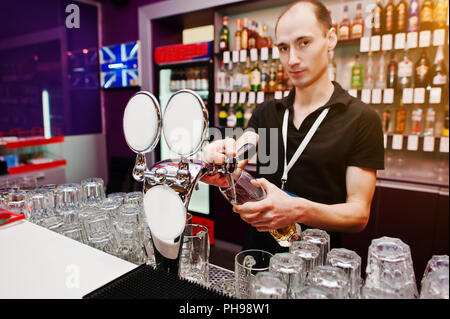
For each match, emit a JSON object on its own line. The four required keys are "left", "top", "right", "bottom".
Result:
{"left": 275, "top": 0, "right": 333, "bottom": 36}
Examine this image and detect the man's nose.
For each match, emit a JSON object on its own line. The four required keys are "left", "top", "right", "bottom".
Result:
{"left": 288, "top": 48, "right": 301, "bottom": 66}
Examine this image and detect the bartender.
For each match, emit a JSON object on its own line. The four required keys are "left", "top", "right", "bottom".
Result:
{"left": 201, "top": 0, "right": 384, "bottom": 253}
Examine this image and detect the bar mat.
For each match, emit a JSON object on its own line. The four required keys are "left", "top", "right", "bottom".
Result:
{"left": 83, "top": 264, "right": 234, "bottom": 299}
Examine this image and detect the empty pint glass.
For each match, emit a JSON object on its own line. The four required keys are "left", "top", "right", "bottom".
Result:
{"left": 326, "top": 248, "right": 362, "bottom": 299}
{"left": 302, "top": 228, "right": 330, "bottom": 266}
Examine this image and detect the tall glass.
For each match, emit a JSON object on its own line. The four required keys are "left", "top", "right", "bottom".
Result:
{"left": 219, "top": 168, "right": 301, "bottom": 247}
{"left": 269, "top": 252, "right": 305, "bottom": 298}
{"left": 326, "top": 248, "right": 362, "bottom": 299}
{"left": 301, "top": 228, "right": 330, "bottom": 266}
{"left": 289, "top": 240, "right": 320, "bottom": 275}
{"left": 250, "top": 271, "right": 288, "bottom": 299}
{"left": 306, "top": 265, "right": 351, "bottom": 299}
{"left": 81, "top": 178, "right": 105, "bottom": 206}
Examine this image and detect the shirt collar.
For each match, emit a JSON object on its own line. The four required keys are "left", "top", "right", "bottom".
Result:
{"left": 280, "top": 81, "right": 352, "bottom": 111}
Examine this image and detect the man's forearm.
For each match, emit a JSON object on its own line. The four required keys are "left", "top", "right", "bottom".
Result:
{"left": 294, "top": 197, "right": 370, "bottom": 233}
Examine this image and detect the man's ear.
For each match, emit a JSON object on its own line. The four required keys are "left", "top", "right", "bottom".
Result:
{"left": 326, "top": 27, "right": 338, "bottom": 52}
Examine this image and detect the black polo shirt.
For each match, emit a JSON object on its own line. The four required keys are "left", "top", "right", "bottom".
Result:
{"left": 243, "top": 81, "right": 385, "bottom": 254}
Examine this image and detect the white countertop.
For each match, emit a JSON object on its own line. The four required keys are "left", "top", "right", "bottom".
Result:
{"left": 0, "top": 220, "right": 137, "bottom": 299}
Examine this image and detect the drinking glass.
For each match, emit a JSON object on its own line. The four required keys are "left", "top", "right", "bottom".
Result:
{"left": 269, "top": 252, "right": 305, "bottom": 298}
{"left": 326, "top": 248, "right": 362, "bottom": 299}
{"left": 294, "top": 285, "right": 337, "bottom": 299}
{"left": 3, "top": 190, "right": 28, "bottom": 215}
{"left": 17, "top": 176, "right": 37, "bottom": 190}
{"left": 364, "top": 236, "right": 418, "bottom": 299}
{"left": 219, "top": 168, "right": 266, "bottom": 205}
{"left": 115, "top": 226, "right": 144, "bottom": 264}
{"left": 60, "top": 223, "right": 87, "bottom": 244}
{"left": 81, "top": 177, "right": 105, "bottom": 205}
{"left": 419, "top": 269, "right": 449, "bottom": 299}
{"left": 250, "top": 271, "right": 288, "bottom": 299}
{"left": 289, "top": 241, "right": 320, "bottom": 275}
{"left": 422, "top": 255, "right": 449, "bottom": 282}
{"left": 99, "top": 198, "right": 122, "bottom": 229}
{"left": 235, "top": 249, "right": 273, "bottom": 299}
{"left": 79, "top": 205, "right": 116, "bottom": 243}
{"left": 301, "top": 228, "right": 330, "bottom": 266}
{"left": 26, "top": 189, "right": 55, "bottom": 225}
{"left": 306, "top": 265, "right": 351, "bottom": 299}
{"left": 55, "top": 183, "right": 81, "bottom": 224}
{"left": 180, "top": 224, "right": 210, "bottom": 286}
{"left": 107, "top": 192, "right": 127, "bottom": 204}
{"left": 125, "top": 191, "right": 143, "bottom": 206}
{"left": 88, "top": 234, "right": 119, "bottom": 256}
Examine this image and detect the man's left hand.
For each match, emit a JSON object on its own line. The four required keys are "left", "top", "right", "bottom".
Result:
{"left": 232, "top": 178, "right": 306, "bottom": 232}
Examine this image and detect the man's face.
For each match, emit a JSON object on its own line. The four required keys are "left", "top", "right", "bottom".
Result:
{"left": 276, "top": 4, "right": 333, "bottom": 88}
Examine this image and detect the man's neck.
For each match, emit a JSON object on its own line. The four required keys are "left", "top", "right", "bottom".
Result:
{"left": 293, "top": 75, "right": 335, "bottom": 112}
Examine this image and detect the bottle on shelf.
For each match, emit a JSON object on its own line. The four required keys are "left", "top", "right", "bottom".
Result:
{"left": 382, "top": 108, "right": 392, "bottom": 133}
{"left": 328, "top": 50, "right": 337, "bottom": 82}
{"left": 430, "top": 46, "right": 448, "bottom": 88}
{"left": 364, "top": 51, "right": 375, "bottom": 89}
{"left": 250, "top": 61, "right": 261, "bottom": 92}
{"left": 407, "top": 0, "right": 420, "bottom": 33}
{"left": 395, "top": 99, "right": 407, "bottom": 134}
{"left": 242, "top": 57, "right": 251, "bottom": 93}
{"left": 235, "top": 19, "right": 242, "bottom": 51}
{"left": 329, "top": 10, "right": 338, "bottom": 33}
{"left": 217, "top": 61, "right": 226, "bottom": 92}
{"left": 351, "top": 3, "right": 364, "bottom": 40}
{"left": 232, "top": 62, "right": 243, "bottom": 92}
{"left": 338, "top": 5, "right": 351, "bottom": 41}
{"left": 385, "top": 0, "right": 395, "bottom": 34}
{"left": 351, "top": 54, "right": 364, "bottom": 90}
{"left": 200, "top": 67, "right": 208, "bottom": 91}
{"left": 225, "top": 62, "right": 234, "bottom": 91}
{"left": 218, "top": 102, "right": 228, "bottom": 127}
{"left": 376, "top": 50, "right": 387, "bottom": 89}
{"left": 420, "top": 0, "right": 434, "bottom": 31}
{"left": 219, "top": 16, "right": 230, "bottom": 52}
{"left": 395, "top": 0, "right": 408, "bottom": 33}
{"left": 433, "top": 0, "right": 449, "bottom": 29}
{"left": 235, "top": 102, "right": 244, "bottom": 128}
{"left": 411, "top": 104, "right": 423, "bottom": 135}
{"left": 241, "top": 17, "right": 249, "bottom": 50}
{"left": 179, "top": 69, "right": 187, "bottom": 90}
{"left": 244, "top": 104, "right": 253, "bottom": 128}
{"left": 268, "top": 60, "right": 277, "bottom": 93}
{"left": 424, "top": 105, "right": 436, "bottom": 136}
{"left": 227, "top": 104, "right": 237, "bottom": 127}
{"left": 387, "top": 52, "right": 398, "bottom": 89}
{"left": 443, "top": 105, "right": 449, "bottom": 137}
{"left": 257, "top": 25, "right": 270, "bottom": 49}
{"left": 397, "top": 48, "right": 413, "bottom": 89}
{"left": 276, "top": 63, "right": 285, "bottom": 91}
{"left": 186, "top": 68, "right": 194, "bottom": 90}
{"left": 170, "top": 69, "right": 177, "bottom": 92}
{"left": 372, "top": 0, "right": 384, "bottom": 36}
{"left": 260, "top": 61, "right": 269, "bottom": 92}
{"left": 248, "top": 20, "right": 259, "bottom": 50}
{"left": 414, "top": 49, "right": 431, "bottom": 88}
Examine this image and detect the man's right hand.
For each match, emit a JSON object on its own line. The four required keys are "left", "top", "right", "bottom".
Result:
{"left": 200, "top": 138, "right": 237, "bottom": 188}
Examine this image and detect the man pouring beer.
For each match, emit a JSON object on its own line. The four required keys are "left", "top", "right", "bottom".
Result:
{"left": 201, "top": 0, "right": 384, "bottom": 254}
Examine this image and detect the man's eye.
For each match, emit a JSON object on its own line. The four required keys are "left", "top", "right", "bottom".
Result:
{"left": 279, "top": 46, "right": 288, "bottom": 52}
{"left": 300, "top": 40, "right": 309, "bottom": 46}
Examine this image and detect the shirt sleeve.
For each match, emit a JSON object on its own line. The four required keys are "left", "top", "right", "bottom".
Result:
{"left": 347, "top": 106, "right": 385, "bottom": 170}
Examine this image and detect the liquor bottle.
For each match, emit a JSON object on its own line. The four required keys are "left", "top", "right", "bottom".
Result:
{"left": 227, "top": 104, "right": 237, "bottom": 127}
{"left": 414, "top": 49, "right": 431, "bottom": 88}
{"left": 268, "top": 60, "right": 277, "bottom": 93}
{"left": 170, "top": 69, "right": 177, "bottom": 91}
{"left": 339, "top": 5, "right": 351, "bottom": 40}
{"left": 351, "top": 3, "right": 364, "bottom": 39}
{"left": 260, "top": 61, "right": 269, "bottom": 92}
{"left": 385, "top": 0, "right": 395, "bottom": 34}
{"left": 411, "top": 105, "right": 423, "bottom": 135}
{"left": 217, "top": 61, "right": 226, "bottom": 92}
{"left": 173, "top": 69, "right": 180, "bottom": 91}
{"left": 244, "top": 104, "right": 253, "bottom": 128}
{"left": 250, "top": 61, "right": 261, "bottom": 92}
{"left": 276, "top": 63, "right": 285, "bottom": 91}
{"left": 187, "top": 68, "right": 194, "bottom": 91}
{"left": 433, "top": 0, "right": 449, "bottom": 29}
{"left": 395, "top": 0, "right": 408, "bottom": 33}
{"left": 218, "top": 102, "right": 228, "bottom": 127}
{"left": 382, "top": 108, "right": 392, "bottom": 133}
{"left": 232, "top": 62, "right": 242, "bottom": 91}
{"left": 241, "top": 17, "right": 249, "bottom": 50}
{"left": 387, "top": 52, "right": 398, "bottom": 88}
{"left": 242, "top": 57, "right": 251, "bottom": 92}
{"left": 372, "top": 0, "right": 384, "bottom": 36}
{"left": 219, "top": 16, "right": 230, "bottom": 52}
{"left": 351, "top": 54, "right": 364, "bottom": 89}
{"left": 407, "top": 0, "right": 420, "bottom": 32}
{"left": 420, "top": 0, "right": 433, "bottom": 31}
{"left": 328, "top": 50, "right": 337, "bottom": 82}
{"left": 235, "top": 19, "right": 242, "bottom": 51}
{"left": 235, "top": 103, "right": 244, "bottom": 128}
{"left": 430, "top": 46, "right": 448, "bottom": 88}
{"left": 395, "top": 99, "right": 407, "bottom": 134}
{"left": 225, "top": 62, "right": 234, "bottom": 91}
{"left": 194, "top": 68, "right": 201, "bottom": 91}
{"left": 248, "top": 21, "right": 259, "bottom": 50}
{"left": 424, "top": 106, "right": 436, "bottom": 136}
{"left": 200, "top": 67, "right": 208, "bottom": 91}
{"left": 364, "top": 51, "right": 375, "bottom": 89}
{"left": 443, "top": 105, "right": 449, "bottom": 137}
{"left": 179, "top": 69, "right": 187, "bottom": 90}
{"left": 397, "top": 48, "right": 413, "bottom": 89}
{"left": 376, "top": 51, "right": 387, "bottom": 89}
{"left": 257, "top": 25, "right": 269, "bottom": 49}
